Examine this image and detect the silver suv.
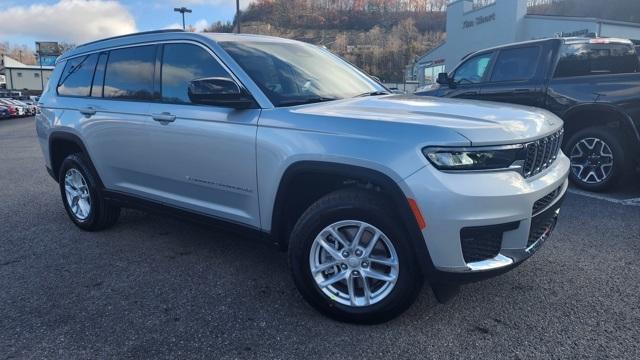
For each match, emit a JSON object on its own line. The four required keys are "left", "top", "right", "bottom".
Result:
{"left": 36, "top": 30, "right": 569, "bottom": 323}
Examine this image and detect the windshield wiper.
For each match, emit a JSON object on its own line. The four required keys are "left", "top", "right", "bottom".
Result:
{"left": 355, "top": 90, "right": 391, "bottom": 97}
{"left": 277, "top": 97, "right": 339, "bottom": 107}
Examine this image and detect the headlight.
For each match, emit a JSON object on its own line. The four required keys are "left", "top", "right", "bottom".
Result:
{"left": 423, "top": 145, "right": 524, "bottom": 171}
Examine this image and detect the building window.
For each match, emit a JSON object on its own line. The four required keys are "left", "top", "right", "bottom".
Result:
{"left": 424, "top": 64, "right": 446, "bottom": 84}
{"left": 34, "top": 73, "right": 40, "bottom": 78}
{"left": 16, "top": 72, "right": 22, "bottom": 77}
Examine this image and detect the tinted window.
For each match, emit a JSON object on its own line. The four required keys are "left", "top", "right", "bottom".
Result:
{"left": 554, "top": 43, "right": 639, "bottom": 78}
{"left": 91, "top": 53, "right": 108, "bottom": 97}
{"left": 57, "top": 54, "right": 99, "bottom": 96}
{"left": 219, "top": 41, "right": 384, "bottom": 107}
{"left": 490, "top": 46, "right": 540, "bottom": 82}
{"left": 104, "top": 45, "right": 156, "bottom": 100}
{"left": 161, "top": 43, "right": 229, "bottom": 104}
{"left": 453, "top": 53, "right": 493, "bottom": 84}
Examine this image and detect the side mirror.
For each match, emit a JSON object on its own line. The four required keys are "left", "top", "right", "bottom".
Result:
{"left": 436, "top": 72, "right": 451, "bottom": 86}
{"left": 188, "top": 77, "right": 254, "bottom": 109}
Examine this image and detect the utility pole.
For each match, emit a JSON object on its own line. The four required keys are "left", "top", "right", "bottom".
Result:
{"left": 173, "top": 7, "right": 192, "bottom": 30}
{"left": 235, "top": 0, "right": 241, "bottom": 33}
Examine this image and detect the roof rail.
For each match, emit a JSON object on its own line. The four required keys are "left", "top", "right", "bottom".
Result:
{"left": 76, "top": 29, "right": 185, "bottom": 48}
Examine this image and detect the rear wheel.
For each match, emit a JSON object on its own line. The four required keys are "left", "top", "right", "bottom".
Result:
{"left": 58, "top": 153, "right": 120, "bottom": 231}
{"left": 565, "top": 127, "right": 625, "bottom": 192}
{"left": 288, "top": 188, "right": 422, "bottom": 324}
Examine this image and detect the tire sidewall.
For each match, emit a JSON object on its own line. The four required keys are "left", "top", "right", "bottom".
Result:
{"left": 58, "top": 154, "right": 101, "bottom": 229}
{"left": 289, "top": 194, "right": 421, "bottom": 323}
{"left": 565, "top": 128, "right": 625, "bottom": 191}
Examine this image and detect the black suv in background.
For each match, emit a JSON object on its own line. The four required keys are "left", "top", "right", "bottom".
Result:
{"left": 418, "top": 37, "right": 640, "bottom": 191}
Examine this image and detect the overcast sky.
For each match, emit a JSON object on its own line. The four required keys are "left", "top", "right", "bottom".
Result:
{"left": 0, "top": 0, "right": 253, "bottom": 48}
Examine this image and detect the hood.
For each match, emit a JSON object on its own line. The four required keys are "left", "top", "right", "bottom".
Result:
{"left": 292, "top": 95, "right": 563, "bottom": 145}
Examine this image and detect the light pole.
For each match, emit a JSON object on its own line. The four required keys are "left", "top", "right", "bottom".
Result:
{"left": 235, "top": 0, "right": 241, "bottom": 33}
{"left": 173, "top": 7, "right": 192, "bottom": 30}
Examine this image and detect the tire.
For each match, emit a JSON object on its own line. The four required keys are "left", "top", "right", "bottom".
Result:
{"left": 58, "top": 153, "right": 120, "bottom": 231}
{"left": 288, "top": 188, "right": 422, "bottom": 324}
{"left": 564, "top": 127, "right": 626, "bottom": 192}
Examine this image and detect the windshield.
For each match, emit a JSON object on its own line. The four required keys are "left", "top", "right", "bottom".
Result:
{"left": 219, "top": 40, "right": 385, "bottom": 107}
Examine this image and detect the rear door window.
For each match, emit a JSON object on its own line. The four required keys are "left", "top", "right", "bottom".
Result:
{"left": 104, "top": 45, "right": 157, "bottom": 100}
{"left": 554, "top": 43, "right": 639, "bottom": 78}
{"left": 490, "top": 46, "right": 540, "bottom": 82}
{"left": 453, "top": 52, "right": 493, "bottom": 84}
{"left": 57, "top": 54, "right": 99, "bottom": 97}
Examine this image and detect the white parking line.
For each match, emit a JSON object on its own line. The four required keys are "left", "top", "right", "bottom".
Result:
{"left": 567, "top": 188, "right": 640, "bottom": 207}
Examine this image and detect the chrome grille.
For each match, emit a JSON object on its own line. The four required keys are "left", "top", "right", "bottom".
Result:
{"left": 522, "top": 129, "right": 564, "bottom": 178}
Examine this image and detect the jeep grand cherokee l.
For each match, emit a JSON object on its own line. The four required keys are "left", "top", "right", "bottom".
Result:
{"left": 36, "top": 30, "right": 569, "bottom": 323}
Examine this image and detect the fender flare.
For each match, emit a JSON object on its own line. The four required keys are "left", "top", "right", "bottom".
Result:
{"left": 48, "top": 131, "right": 103, "bottom": 187}
{"left": 271, "top": 160, "right": 436, "bottom": 278}
{"left": 561, "top": 103, "right": 640, "bottom": 143}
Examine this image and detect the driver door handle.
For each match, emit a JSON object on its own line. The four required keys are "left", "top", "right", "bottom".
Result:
{"left": 152, "top": 112, "right": 176, "bottom": 123}
{"left": 79, "top": 107, "right": 96, "bottom": 116}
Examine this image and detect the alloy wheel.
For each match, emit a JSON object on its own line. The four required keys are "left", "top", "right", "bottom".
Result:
{"left": 309, "top": 220, "right": 399, "bottom": 307}
{"left": 64, "top": 168, "right": 92, "bottom": 220}
{"left": 570, "top": 137, "right": 614, "bottom": 184}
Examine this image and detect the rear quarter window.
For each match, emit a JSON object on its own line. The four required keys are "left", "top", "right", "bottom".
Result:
{"left": 554, "top": 43, "right": 639, "bottom": 78}
{"left": 57, "top": 54, "right": 99, "bottom": 97}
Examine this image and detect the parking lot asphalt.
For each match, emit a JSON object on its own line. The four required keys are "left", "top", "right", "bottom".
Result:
{"left": 1, "top": 116, "right": 639, "bottom": 359}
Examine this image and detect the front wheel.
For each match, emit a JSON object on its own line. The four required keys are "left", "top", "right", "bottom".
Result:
{"left": 288, "top": 188, "right": 422, "bottom": 324}
{"left": 565, "top": 127, "right": 625, "bottom": 192}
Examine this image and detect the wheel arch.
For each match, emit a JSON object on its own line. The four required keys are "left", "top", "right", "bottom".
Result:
{"left": 271, "top": 160, "right": 435, "bottom": 278}
{"left": 561, "top": 103, "right": 640, "bottom": 150}
{"left": 48, "top": 131, "right": 103, "bottom": 187}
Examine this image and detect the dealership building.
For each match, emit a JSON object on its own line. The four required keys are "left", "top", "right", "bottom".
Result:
{"left": 0, "top": 55, "right": 54, "bottom": 94}
{"left": 414, "top": 0, "right": 640, "bottom": 85}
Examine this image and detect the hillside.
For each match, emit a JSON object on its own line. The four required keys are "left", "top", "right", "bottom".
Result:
{"left": 236, "top": 19, "right": 445, "bottom": 82}
{"left": 207, "top": 0, "right": 640, "bottom": 82}
{"left": 208, "top": 0, "right": 447, "bottom": 82}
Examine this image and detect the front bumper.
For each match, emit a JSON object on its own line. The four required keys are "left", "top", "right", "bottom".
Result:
{"left": 400, "top": 152, "right": 570, "bottom": 276}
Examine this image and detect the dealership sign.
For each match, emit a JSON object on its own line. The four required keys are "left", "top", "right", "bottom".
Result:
{"left": 35, "top": 42, "right": 61, "bottom": 56}
{"left": 555, "top": 29, "right": 594, "bottom": 38}
{"left": 463, "top": 13, "right": 496, "bottom": 29}
{"left": 38, "top": 55, "right": 58, "bottom": 66}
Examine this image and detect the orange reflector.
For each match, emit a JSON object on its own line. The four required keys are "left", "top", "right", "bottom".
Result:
{"left": 407, "top": 198, "right": 426, "bottom": 230}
